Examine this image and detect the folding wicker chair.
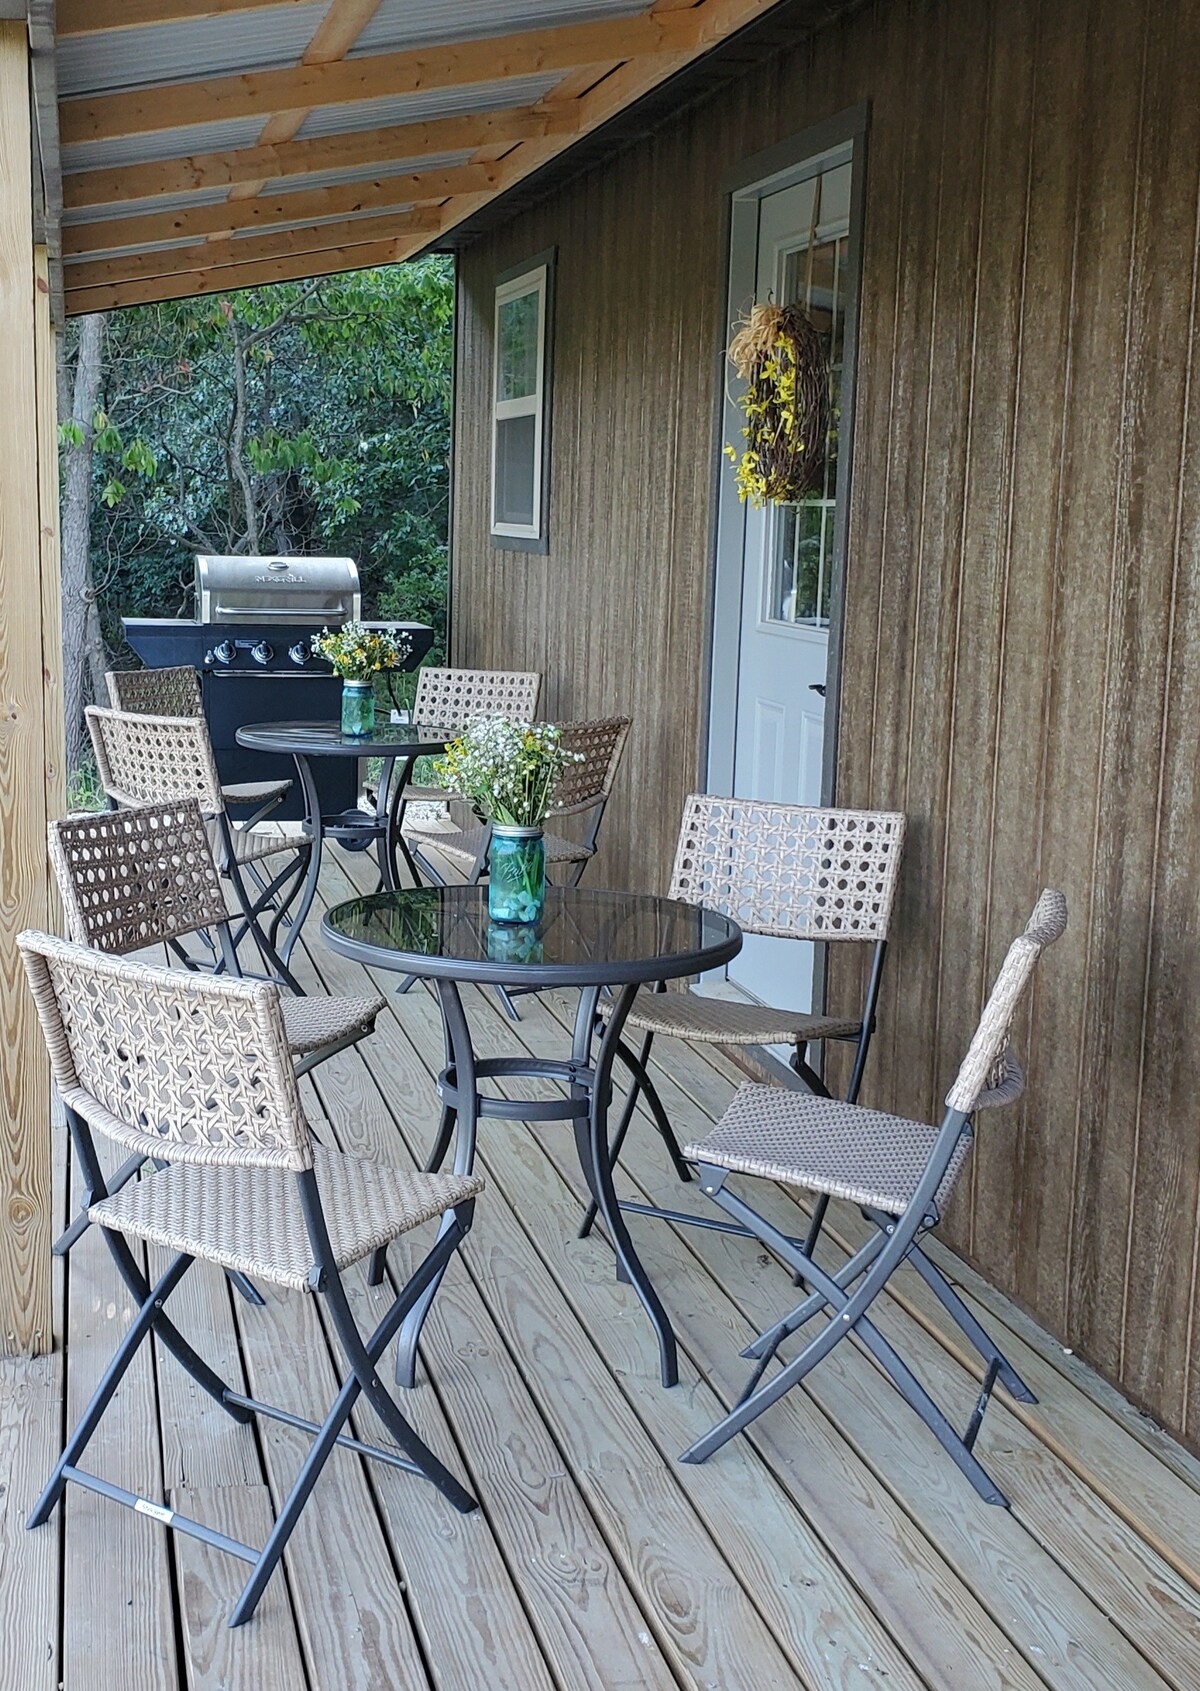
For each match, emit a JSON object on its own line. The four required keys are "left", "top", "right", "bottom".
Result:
{"left": 580, "top": 795, "right": 906, "bottom": 1244}
{"left": 675, "top": 890, "right": 1067, "bottom": 1507}
{"left": 382, "top": 665, "right": 542, "bottom": 815}
{"left": 106, "top": 665, "right": 291, "bottom": 823}
{"left": 86, "top": 703, "right": 309, "bottom": 990}
{"left": 47, "top": 800, "right": 387, "bottom": 1271}
{"left": 19, "top": 930, "right": 483, "bottom": 1628}
{"left": 406, "top": 715, "right": 633, "bottom": 889}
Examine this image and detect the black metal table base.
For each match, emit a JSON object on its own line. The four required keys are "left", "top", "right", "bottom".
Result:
{"left": 392, "top": 979, "right": 680, "bottom": 1392}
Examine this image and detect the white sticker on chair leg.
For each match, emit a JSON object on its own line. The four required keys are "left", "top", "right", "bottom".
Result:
{"left": 134, "top": 1497, "right": 174, "bottom": 1526}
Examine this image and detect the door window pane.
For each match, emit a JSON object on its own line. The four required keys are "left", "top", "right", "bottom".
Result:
{"left": 765, "top": 160, "right": 850, "bottom": 630}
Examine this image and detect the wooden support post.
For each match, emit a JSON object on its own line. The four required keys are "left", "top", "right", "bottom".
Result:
{"left": 0, "top": 20, "right": 58, "bottom": 1355}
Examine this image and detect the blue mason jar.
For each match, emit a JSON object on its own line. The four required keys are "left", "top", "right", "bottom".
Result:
{"left": 488, "top": 826, "right": 546, "bottom": 923}
{"left": 341, "top": 679, "right": 375, "bottom": 737}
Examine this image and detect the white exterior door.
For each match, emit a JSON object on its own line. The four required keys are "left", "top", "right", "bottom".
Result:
{"left": 711, "top": 147, "right": 857, "bottom": 1011}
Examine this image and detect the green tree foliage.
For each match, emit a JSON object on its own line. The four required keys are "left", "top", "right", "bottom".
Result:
{"left": 73, "top": 258, "right": 452, "bottom": 664}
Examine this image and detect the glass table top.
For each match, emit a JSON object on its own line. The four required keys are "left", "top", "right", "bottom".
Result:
{"left": 236, "top": 720, "right": 456, "bottom": 757}
{"left": 321, "top": 885, "right": 742, "bottom": 987}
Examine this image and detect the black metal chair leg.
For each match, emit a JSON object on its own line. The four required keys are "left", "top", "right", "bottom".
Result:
{"left": 227, "top": 1269, "right": 266, "bottom": 1306}
{"left": 230, "top": 1223, "right": 478, "bottom": 1628}
{"left": 903, "top": 1242, "right": 1037, "bottom": 1403}
{"left": 29, "top": 1252, "right": 194, "bottom": 1527}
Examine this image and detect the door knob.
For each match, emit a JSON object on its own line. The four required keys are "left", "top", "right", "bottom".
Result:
{"left": 809, "top": 683, "right": 826, "bottom": 697}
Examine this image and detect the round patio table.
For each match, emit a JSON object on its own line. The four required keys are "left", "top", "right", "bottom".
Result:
{"left": 322, "top": 883, "right": 742, "bottom": 1389}
{"left": 236, "top": 719, "right": 454, "bottom": 963}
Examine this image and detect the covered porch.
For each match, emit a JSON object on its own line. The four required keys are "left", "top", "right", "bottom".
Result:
{"left": 2, "top": 1, "right": 1200, "bottom": 1687}
{"left": 6, "top": 840, "right": 1199, "bottom": 1691}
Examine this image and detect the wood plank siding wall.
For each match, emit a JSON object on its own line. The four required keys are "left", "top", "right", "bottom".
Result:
{"left": 450, "top": 0, "right": 1200, "bottom": 1448}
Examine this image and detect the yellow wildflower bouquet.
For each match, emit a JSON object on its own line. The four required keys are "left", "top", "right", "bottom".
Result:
{"left": 310, "top": 621, "right": 412, "bottom": 682}
{"left": 724, "top": 301, "right": 828, "bottom": 506}
{"left": 433, "top": 717, "right": 581, "bottom": 828}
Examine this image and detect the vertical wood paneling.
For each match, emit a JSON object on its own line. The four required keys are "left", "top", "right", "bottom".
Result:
{"left": 0, "top": 23, "right": 54, "bottom": 1353}
{"left": 451, "top": 0, "right": 1200, "bottom": 1449}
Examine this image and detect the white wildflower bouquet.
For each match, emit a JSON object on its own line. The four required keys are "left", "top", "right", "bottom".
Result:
{"left": 311, "top": 621, "right": 412, "bottom": 681}
{"left": 432, "top": 717, "right": 580, "bottom": 828}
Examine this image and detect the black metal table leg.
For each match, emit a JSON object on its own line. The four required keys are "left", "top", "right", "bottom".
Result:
{"left": 278, "top": 752, "right": 323, "bottom": 965}
{"left": 573, "top": 984, "right": 679, "bottom": 1388}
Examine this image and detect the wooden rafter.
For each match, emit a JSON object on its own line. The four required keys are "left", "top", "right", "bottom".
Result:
{"left": 64, "top": 206, "right": 442, "bottom": 290}
{"left": 60, "top": 12, "right": 699, "bottom": 145}
{"left": 65, "top": 0, "right": 786, "bottom": 313}
{"left": 65, "top": 166, "right": 496, "bottom": 256}
{"left": 62, "top": 106, "right": 579, "bottom": 211}
{"left": 65, "top": 235, "right": 414, "bottom": 312}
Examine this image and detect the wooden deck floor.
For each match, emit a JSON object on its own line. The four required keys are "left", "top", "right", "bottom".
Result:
{"left": 4, "top": 843, "right": 1200, "bottom": 1691}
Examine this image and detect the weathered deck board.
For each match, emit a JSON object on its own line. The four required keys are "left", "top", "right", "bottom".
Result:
{"left": 5, "top": 844, "right": 1200, "bottom": 1690}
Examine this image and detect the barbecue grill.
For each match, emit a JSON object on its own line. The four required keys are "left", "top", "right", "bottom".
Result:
{"left": 123, "top": 554, "right": 432, "bottom": 821}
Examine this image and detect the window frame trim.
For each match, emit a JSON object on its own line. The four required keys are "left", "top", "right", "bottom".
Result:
{"left": 490, "top": 248, "right": 556, "bottom": 552}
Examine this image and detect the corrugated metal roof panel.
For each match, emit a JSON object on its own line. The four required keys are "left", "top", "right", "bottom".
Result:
{"left": 295, "top": 72, "right": 564, "bottom": 139}
{"left": 57, "top": 3, "right": 330, "bottom": 98}
{"left": 352, "top": 0, "right": 651, "bottom": 56}
{"left": 62, "top": 116, "right": 270, "bottom": 176}
{"left": 229, "top": 204, "right": 415, "bottom": 238}
{"left": 272, "top": 152, "right": 476, "bottom": 194}
{"left": 62, "top": 185, "right": 234, "bottom": 227}
{"left": 64, "top": 235, "right": 198, "bottom": 267}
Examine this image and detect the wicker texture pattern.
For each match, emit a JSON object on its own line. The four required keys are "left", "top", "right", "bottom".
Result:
{"left": 50, "top": 802, "right": 228, "bottom": 951}
{"left": 87, "top": 705, "right": 226, "bottom": 815}
{"left": 413, "top": 666, "right": 541, "bottom": 732}
{"left": 106, "top": 668, "right": 290, "bottom": 806}
{"left": 107, "top": 664, "right": 203, "bottom": 718}
{"left": 552, "top": 717, "right": 632, "bottom": 812}
{"left": 668, "top": 795, "right": 906, "bottom": 942}
{"left": 281, "top": 995, "right": 384, "bottom": 1054}
{"left": 945, "top": 889, "right": 1067, "bottom": 1113}
{"left": 206, "top": 814, "right": 299, "bottom": 865}
{"left": 685, "top": 1085, "right": 973, "bottom": 1214}
{"left": 19, "top": 932, "right": 313, "bottom": 1173}
{"left": 88, "top": 1144, "right": 484, "bottom": 1291}
{"left": 599, "top": 990, "right": 862, "bottom": 1045}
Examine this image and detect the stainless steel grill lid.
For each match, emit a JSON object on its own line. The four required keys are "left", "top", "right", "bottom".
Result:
{"left": 194, "top": 554, "right": 361, "bottom": 625}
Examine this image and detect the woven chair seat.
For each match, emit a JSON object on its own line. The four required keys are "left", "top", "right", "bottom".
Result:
{"left": 684, "top": 1083, "right": 972, "bottom": 1216}
{"left": 88, "top": 1144, "right": 484, "bottom": 1292}
{"left": 281, "top": 994, "right": 385, "bottom": 1055}
{"left": 599, "top": 988, "right": 861, "bottom": 1046}
{"left": 205, "top": 816, "right": 302, "bottom": 867}
{"left": 222, "top": 777, "right": 292, "bottom": 805}
{"left": 406, "top": 822, "right": 592, "bottom": 868}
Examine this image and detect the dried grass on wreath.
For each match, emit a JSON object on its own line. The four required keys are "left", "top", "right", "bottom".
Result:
{"left": 726, "top": 301, "right": 829, "bottom": 505}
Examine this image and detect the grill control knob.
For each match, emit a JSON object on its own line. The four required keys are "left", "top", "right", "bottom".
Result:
{"left": 212, "top": 640, "right": 236, "bottom": 666}
{"left": 250, "top": 641, "right": 273, "bottom": 666}
{"left": 288, "top": 642, "right": 310, "bottom": 666}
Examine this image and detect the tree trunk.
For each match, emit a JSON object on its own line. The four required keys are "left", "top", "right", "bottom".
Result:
{"left": 59, "top": 313, "right": 105, "bottom": 777}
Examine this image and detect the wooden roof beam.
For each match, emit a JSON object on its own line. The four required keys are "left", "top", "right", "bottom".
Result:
{"left": 62, "top": 105, "right": 578, "bottom": 210}
{"left": 60, "top": 11, "right": 699, "bottom": 145}
{"left": 65, "top": 234, "right": 416, "bottom": 311}
{"left": 65, "top": 164, "right": 496, "bottom": 255}
{"left": 64, "top": 206, "right": 441, "bottom": 290}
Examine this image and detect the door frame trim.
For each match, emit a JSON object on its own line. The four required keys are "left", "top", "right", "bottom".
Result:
{"left": 704, "top": 101, "right": 870, "bottom": 805}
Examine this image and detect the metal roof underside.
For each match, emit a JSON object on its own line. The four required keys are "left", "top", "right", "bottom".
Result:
{"left": 45, "top": 0, "right": 857, "bottom": 317}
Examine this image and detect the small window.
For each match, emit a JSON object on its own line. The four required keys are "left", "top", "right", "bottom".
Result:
{"left": 491, "top": 253, "right": 553, "bottom": 549}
